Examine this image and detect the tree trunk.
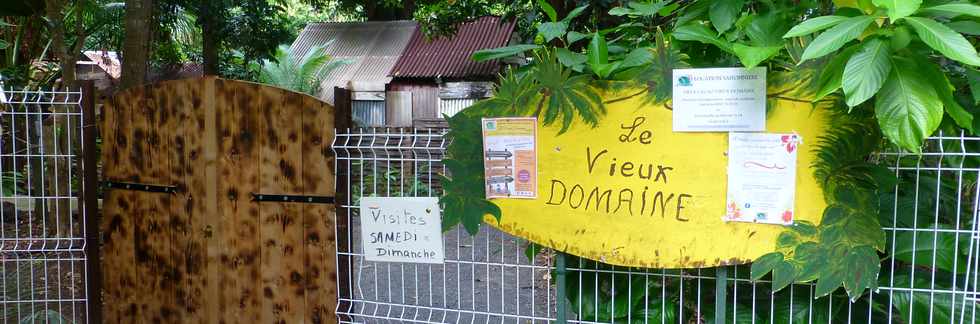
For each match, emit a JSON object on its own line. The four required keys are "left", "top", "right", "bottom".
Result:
{"left": 121, "top": 0, "right": 154, "bottom": 89}
{"left": 201, "top": 2, "right": 220, "bottom": 75}
{"left": 43, "top": 0, "right": 78, "bottom": 238}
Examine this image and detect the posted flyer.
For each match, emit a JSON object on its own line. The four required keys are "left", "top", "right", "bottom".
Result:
{"left": 725, "top": 133, "right": 800, "bottom": 225}
{"left": 672, "top": 67, "right": 767, "bottom": 132}
{"left": 482, "top": 117, "right": 537, "bottom": 199}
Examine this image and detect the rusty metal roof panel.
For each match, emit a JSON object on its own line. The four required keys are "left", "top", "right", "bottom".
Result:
{"left": 390, "top": 16, "right": 516, "bottom": 79}
{"left": 291, "top": 20, "right": 417, "bottom": 104}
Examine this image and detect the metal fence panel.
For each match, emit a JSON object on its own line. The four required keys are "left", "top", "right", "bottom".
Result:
{"left": 333, "top": 128, "right": 980, "bottom": 323}
{"left": 0, "top": 87, "right": 89, "bottom": 323}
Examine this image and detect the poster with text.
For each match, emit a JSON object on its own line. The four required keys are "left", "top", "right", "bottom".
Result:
{"left": 360, "top": 197, "right": 444, "bottom": 263}
{"left": 482, "top": 117, "right": 537, "bottom": 199}
{"left": 673, "top": 67, "right": 767, "bottom": 132}
{"left": 725, "top": 133, "right": 800, "bottom": 225}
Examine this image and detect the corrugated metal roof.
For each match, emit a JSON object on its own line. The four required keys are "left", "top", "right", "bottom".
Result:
{"left": 291, "top": 20, "right": 417, "bottom": 104}
{"left": 390, "top": 16, "right": 516, "bottom": 79}
{"left": 81, "top": 50, "right": 121, "bottom": 79}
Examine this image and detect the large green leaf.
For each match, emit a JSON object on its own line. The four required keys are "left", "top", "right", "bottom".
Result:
{"left": 800, "top": 15, "right": 875, "bottom": 62}
{"left": 783, "top": 16, "right": 849, "bottom": 38}
{"left": 968, "top": 67, "right": 980, "bottom": 105}
{"left": 917, "top": 59, "right": 973, "bottom": 130}
{"left": 892, "top": 230, "right": 966, "bottom": 273}
{"left": 538, "top": 21, "right": 568, "bottom": 42}
{"left": 609, "top": 1, "right": 664, "bottom": 17}
{"left": 903, "top": 17, "right": 980, "bottom": 66}
{"left": 745, "top": 12, "right": 789, "bottom": 46}
{"left": 843, "top": 38, "right": 892, "bottom": 107}
{"left": 732, "top": 44, "right": 782, "bottom": 68}
{"left": 562, "top": 5, "right": 589, "bottom": 23}
{"left": 471, "top": 45, "right": 540, "bottom": 62}
{"left": 619, "top": 47, "right": 653, "bottom": 69}
{"left": 555, "top": 47, "right": 587, "bottom": 70}
{"left": 537, "top": 0, "right": 557, "bottom": 21}
{"left": 709, "top": 0, "right": 745, "bottom": 33}
{"left": 872, "top": 0, "right": 921, "bottom": 22}
{"left": 918, "top": 3, "right": 980, "bottom": 18}
{"left": 672, "top": 23, "right": 733, "bottom": 53}
{"left": 587, "top": 33, "right": 608, "bottom": 68}
{"left": 875, "top": 56, "right": 944, "bottom": 152}
{"left": 947, "top": 20, "right": 980, "bottom": 35}
{"left": 814, "top": 45, "right": 861, "bottom": 101}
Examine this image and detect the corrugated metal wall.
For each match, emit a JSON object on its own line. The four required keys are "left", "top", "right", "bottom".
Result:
{"left": 438, "top": 98, "right": 478, "bottom": 117}
{"left": 389, "top": 82, "right": 439, "bottom": 119}
{"left": 352, "top": 100, "right": 385, "bottom": 126}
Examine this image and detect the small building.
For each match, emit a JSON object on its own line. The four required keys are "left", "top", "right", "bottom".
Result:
{"left": 291, "top": 17, "right": 516, "bottom": 127}
{"left": 76, "top": 50, "right": 121, "bottom": 96}
{"left": 388, "top": 16, "right": 516, "bottom": 128}
{"left": 290, "top": 20, "right": 417, "bottom": 126}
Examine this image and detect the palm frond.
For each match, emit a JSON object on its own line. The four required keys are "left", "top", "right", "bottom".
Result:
{"left": 257, "top": 41, "right": 348, "bottom": 96}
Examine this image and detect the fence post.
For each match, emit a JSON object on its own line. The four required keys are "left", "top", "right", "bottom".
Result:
{"left": 555, "top": 252, "right": 567, "bottom": 324}
{"left": 81, "top": 80, "right": 103, "bottom": 324}
{"left": 335, "top": 86, "right": 352, "bottom": 129}
{"left": 715, "top": 266, "right": 728, "bottom": 324}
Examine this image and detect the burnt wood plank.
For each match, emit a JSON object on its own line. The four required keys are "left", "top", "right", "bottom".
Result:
{"left": 302, "top": 95, "right": 338, "bottom": 324}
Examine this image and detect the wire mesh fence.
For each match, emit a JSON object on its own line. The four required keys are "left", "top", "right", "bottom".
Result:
{"left": 333, "top": 128, "right": 980, "bottom": 324}
{"left": 0, "top": 87, "right": 89, "bottom": 323}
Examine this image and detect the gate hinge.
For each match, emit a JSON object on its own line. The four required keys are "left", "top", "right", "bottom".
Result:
{"left": 103, "top": 181, "right": 178, "bottom": 194}
{"left": 251, "top": 193, "right": 335, "bottom": 204}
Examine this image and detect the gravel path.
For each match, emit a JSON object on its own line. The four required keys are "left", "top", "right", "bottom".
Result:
{"left": 343, "top": 222, "right": 558, "bottom": 323}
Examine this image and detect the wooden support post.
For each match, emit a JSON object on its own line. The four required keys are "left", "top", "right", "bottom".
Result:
{"left": 81, "top": 80, "right": 103, "bottom": 324}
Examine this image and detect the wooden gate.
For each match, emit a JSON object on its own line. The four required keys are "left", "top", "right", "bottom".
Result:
{"left": 100, "top": 77, "right": 338, "bottom": 323}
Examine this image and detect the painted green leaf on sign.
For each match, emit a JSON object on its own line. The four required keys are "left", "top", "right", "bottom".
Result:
{"left": 843, "top": 38, "right": 892, "bottom": 107}
{"left": 904, "top": 17, "right": 980, "bottom": 66}
{"left": 842, "top": 246, "right": 879, "bottom": 298}
{"left": 800, "top": 15, "right": 875, "bottom": 62}
{"left": 750, "top": 252, "right": 784, "bottom": 280}
{"left": 771, "top": 260, "right": 797, "bottom": 292}
{"left": 875, "top": 56, "right": 944, "bottom": 152}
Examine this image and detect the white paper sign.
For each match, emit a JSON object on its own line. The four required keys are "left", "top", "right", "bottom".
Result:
{"left": 672, "top": 67, "right": 767, "bottom": 132}
{"left": 725, "top": 133, "right": 800, "bottom": 225}
{"left": 360, "top": 197, "right": 444, "bottom": 263}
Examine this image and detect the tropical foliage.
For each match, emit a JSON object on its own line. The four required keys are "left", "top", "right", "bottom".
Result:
{"left": 255, "top": 41, "right": 348, "bottom": 96}
{"left": 441, "top": 0, "right": 980, "bottom": 317}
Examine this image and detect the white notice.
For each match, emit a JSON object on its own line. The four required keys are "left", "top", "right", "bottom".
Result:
{"left": 725, "top": 133, "right": 799, "bottom": 225}
{"left": 360, "top": 197, "right": 444, "bottom": 263}
{"left": 672, "top": 67, "right": 766, "bottom": 132}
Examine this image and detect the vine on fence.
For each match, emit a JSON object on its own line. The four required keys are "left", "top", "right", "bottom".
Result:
{"left": 440, "top": 0, "right": 980, "bottom": 315}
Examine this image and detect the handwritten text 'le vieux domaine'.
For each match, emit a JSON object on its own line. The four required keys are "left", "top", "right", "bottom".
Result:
{"left": 545, "top": 117, "right": 694, "bottom": 221}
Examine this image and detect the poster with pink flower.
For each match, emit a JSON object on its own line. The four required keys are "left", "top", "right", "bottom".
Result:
{"left": 725, "top": 133, "right": 799, "bottom": 225}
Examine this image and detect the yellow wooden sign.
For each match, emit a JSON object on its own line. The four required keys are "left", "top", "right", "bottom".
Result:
{"left": 485, "top": 88, "right": 829, "bottom": 268}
